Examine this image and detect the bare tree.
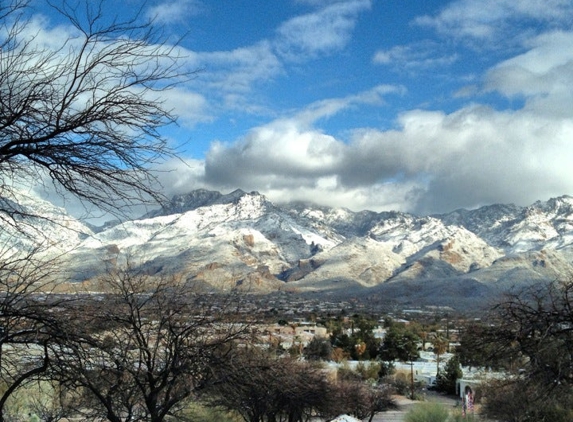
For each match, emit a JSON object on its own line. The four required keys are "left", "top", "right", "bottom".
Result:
{"left": 24, "top": 380, "right": 75, "bottom": 422}
{"left": 464, "top": 280, "right": 573, "bottom": 421}
{"left": 0, "top": 0, "right": 190, "bottom": 222}
{"left": 0, "top": 242, "right": 73, "bottom": 422}
{"left": 0, "top": 2, "right": 207, "bottom": 420}
{"left": 50, "top": 269, "right": 248, "bottom": 422}
{"left": 332, "top": 381, "right": 396, "bottom": 422}
{"left": 204, "top": 348, "right": 337, "bottom": 422}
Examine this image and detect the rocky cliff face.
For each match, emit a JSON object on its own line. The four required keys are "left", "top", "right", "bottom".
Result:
{"left": 7, "top": 190, "right": 573, "bottom": 309}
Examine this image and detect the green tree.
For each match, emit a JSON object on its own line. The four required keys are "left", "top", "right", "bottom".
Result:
{"left": 436, "top": 355, "right": 462, "bottom": 395}
{"left": 432, "top": 334, "right": 449, "bottom": 376}
{"left": 330, "top": 315, "right": 380, "bottom": 360}
{"left": 379, "top": 325, "right": 420, "bottom": 399}
{"left": 379, "top": 325, "right": 420, "bottom": 363}
{"left": 457, "top": 322, "right": 514, "bottom": 371}
{"left": 303, "top": 336, "right": 332, "bottom": 361}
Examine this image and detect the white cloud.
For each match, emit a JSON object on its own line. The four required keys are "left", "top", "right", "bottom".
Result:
{"left": 295, "top": 84, "right": 403, "bottom": 126}
{"left": 202, "top": 86, "right": 402, "bottom": 192}
{"left": 200, "top": 85, "right": 416, "bottom": 211}
{"left": 174, "top": 41, "right": 283, "bottom": 117}
{"left": 200, "top": 78, "right": 573, "bottom": 214}
{"left": 275, "top": 0, "right": 371, "bottom": 59}
{"left": 152, "top": 157, "right": 207, "bottom": 195}
{"left": 161, "top": 88, "right": 212, "bottom": 127}
{"left": 205, "top": 121, "right": 344, "bottom": 187}
{"left": 188, "top": 41, "right": 283, "bottom": 99}
{"left": 264, "top": 182, "right": 422, "bottom": 213}
{"left": 146, "top": 0, "right": 204, "bottom": 25}
{"left": 373, "top": 42, "right": 458, "bottom": 69}
{"left": 415, "top": 0, "right": 573, "bottom": 43}
{"left": 144, "top": 0, "right": 371, "bottom": 119}
{"left": 346, "top": 105, "right": 573, "bottom": 213}
{"left": 485, "top": 31, "right": 573, "bottom": 100}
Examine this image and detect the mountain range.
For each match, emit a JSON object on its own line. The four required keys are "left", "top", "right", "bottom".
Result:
{"left": 6, "top": 189, "right": 573, "bottom": 310}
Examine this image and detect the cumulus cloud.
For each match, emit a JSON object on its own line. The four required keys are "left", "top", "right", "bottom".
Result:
{"left": 201, "top": 97, "right": 573, "bottom": 214}
{"left": 203, "top": 85, "right": 402, "bottom": 190}
{"left": 198, "top": 31, "right": 573, "bottom": 215}
{"left": 348, "top": 106, "right": 573, "bottom": 213}
{"left": 205, "top": 121, "right": 343, "bottom": 188}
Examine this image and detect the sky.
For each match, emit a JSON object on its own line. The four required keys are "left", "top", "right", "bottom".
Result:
{"left": 27, "top": 0, "right": 573, "bottom": 217}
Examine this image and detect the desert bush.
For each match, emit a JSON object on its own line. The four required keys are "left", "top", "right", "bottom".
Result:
{"left": 391, "top": 371, "right": 412, "bottom": 396}
{"left": 355, "top": 361, "right": 382, "bottom": 381}
{"left": 183, "top": 403, "right": 241, "bottom": 422}
{"left": 448, "top": 409, "right": 478, "bottom": 421}
{"left": 405, "top": 402, "right": 449, "bottom": 422}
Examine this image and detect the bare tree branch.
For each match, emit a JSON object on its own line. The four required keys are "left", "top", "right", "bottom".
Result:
{"left": 0, "top": 0, "right": 194, "bottom": 222}
{"left": 50, "top": 269, "right": 249, "bottom": 422}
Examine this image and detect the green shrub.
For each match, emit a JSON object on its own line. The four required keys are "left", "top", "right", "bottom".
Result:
{"left": 183, "top": 403, "right": 240, "bottom": 422}
{"left": 449, "top": 408, "right": 478, "bottom": 421}
{"left": 436, "top": 355, "right": 463, "bottom": 395}
{"left": 355, "top": 361, "right": 381, "bottom": 381}
{"left": 405, "top": 402, "right": 449, "bottom": 422}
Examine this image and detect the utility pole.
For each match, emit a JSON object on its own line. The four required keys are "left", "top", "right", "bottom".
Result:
{"left": 410, "top": 358, "right": 415, "bottom": 400}
{"left": 0, "top": 326, "right": 4, "bottom": 375}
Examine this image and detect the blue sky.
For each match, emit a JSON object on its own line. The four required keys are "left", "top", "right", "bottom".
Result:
{"left": 30, "top": 0, "right": 573, "bottom": 216}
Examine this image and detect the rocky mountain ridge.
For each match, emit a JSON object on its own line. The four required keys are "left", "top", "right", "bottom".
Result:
{"left": 6, "top": 189, "right": 573, "bottom": 309}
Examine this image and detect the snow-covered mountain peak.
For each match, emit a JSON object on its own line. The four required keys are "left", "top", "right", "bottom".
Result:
{"left": 141, "top": 189, "right": 271, "bottom": 219}
{"left": 531, "top": 195, "right": 573, "bottom": 216}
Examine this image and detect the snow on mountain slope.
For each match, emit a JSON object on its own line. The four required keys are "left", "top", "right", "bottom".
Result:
{"left": 88, "top": 190, "right": 335, "bottom": 256}
{"left": 65, "top": 191, "right": 338, "bottom": 287}
{"left": 288, "top": 237, "right": 404, "bottom": 287}
{"left": 142, "top": 189, "right": 224, "bottom": 218}
{"left": 367, "top": 214, "right": 502, "bottom": 271}
{"left": 437, "top": 196, "right": 573, "bottom": 254}
{"left": 7, "top": 189, "right": 573, "bottom": 304}
{"left": 0, "top": 191, "right": 92, "bottom": 256}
